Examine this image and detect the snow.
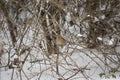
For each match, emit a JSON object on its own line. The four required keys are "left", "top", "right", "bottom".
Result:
{"left": 1, "top": 27, "right": 120, "bottom": 80}
{"left": 46, "top": 0, "right": 50, "bottom": 3}
{"left": 74, "top": 8, "right": 78, "bottom": 13}
{"left": 97, "top": 37, "right": 103, "bottom": 41}
{"left": 77, "top": 34, "right": 83, "bottom": 37}
{"left": 2, "top": 46, "right": 119, "bottom": 80}
{"left": 94, "top": 17, "right": 99, "bottom": 22}
{"left": 100, "top": 15, "right": 105, "bottom": 20}
{"left": 1, "top": 45, "right": 120, "bottom": 80}
{"left": 108, "top": 39, "right": 114, "bottom": 45}
{"left": 0, "top": 2, "right": 120, "bottom": 80}
{"left": 65, "top": 12, "right": 72, "bottom": 22}
{"left": 13, "top": 55, "right": 18, "bottom": 59}
{"left": 87, "top": 15, "right": 91, "bottom": 17}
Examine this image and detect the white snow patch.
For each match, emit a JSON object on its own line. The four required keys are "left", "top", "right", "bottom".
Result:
{"left": 108, "top": 38, "right": 114, "bottom": 45}
{"left": 97, "top": 37, "right": 103, "bottom": 41}
{"left": 100, "top": 15, "right": 105, "bottom": 19}
{"left": 77, "top": 33, "right": 83, "bottom": 37}
{"left": 13, "top": 54, "right": 18, "bottom": 59}
{"left": 65, "top": 12, "right": 71, "bottom": 22}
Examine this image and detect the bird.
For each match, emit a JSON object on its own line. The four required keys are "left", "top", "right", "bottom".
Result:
{"left": 56, "top": 35, "right": 66, "bottom": 46}
{"left": 52, "top": 29, "right": 66, "bottom": 46}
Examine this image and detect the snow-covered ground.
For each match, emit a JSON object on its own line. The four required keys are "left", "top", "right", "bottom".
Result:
{"left": 0, "top": 24, "right": 120, "bottom": 80}
{"left": 1, "top": 44, "right": 120, "bottom": 80}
